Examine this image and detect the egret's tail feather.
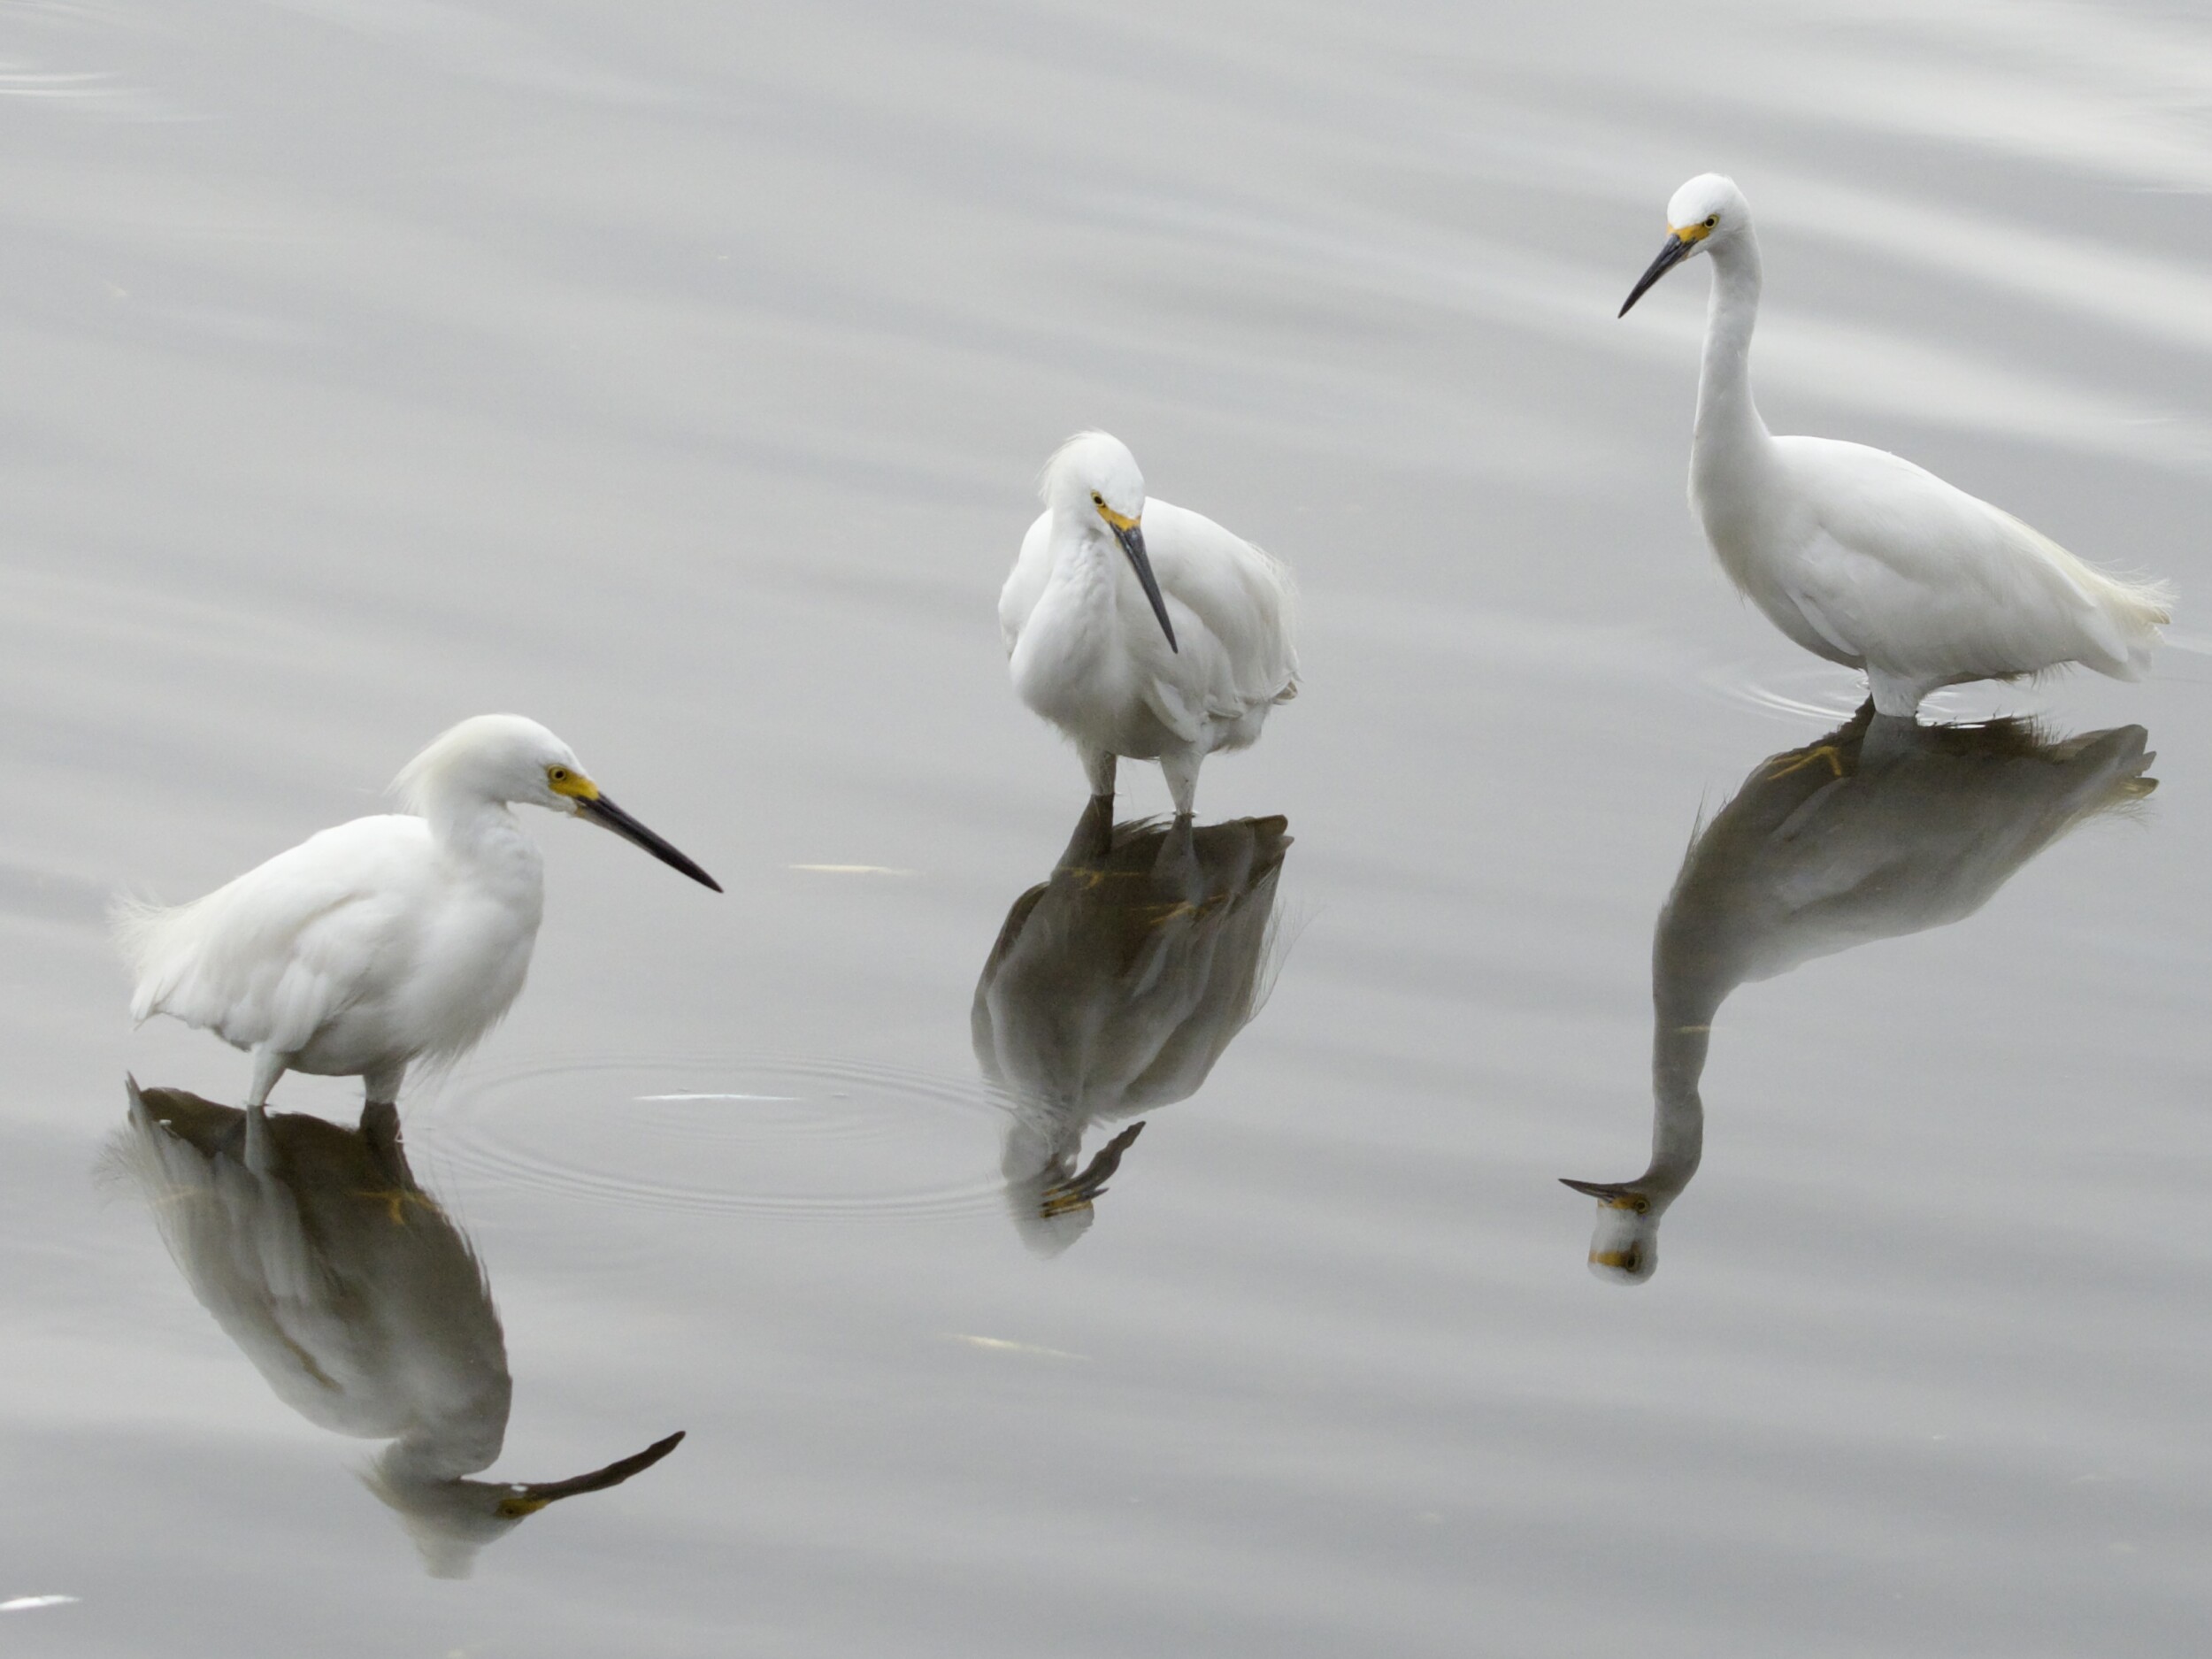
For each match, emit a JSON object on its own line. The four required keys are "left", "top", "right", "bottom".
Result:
{"left": 2087, "top": 565, "right": 2175, "bottom": 678}
{"left": 111, "top": 894, "right": 193, "bottom": 1022}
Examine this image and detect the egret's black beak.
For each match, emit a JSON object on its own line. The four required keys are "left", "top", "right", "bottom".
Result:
{"left": 1112, "top": 521, "right": 1179, "bottom": 653}
{"left": 498, "top": 1431, "right": 687, "bottom": 1515}
{"left": 1040, "top": 1121, "right": 1145, "bottom": 1217}
{"left": 1559, "top": 1176, "right": 1649, "bottom": 1211}
{"left": 577, "top": 795, "right": 722, "bottom": 891}
{"left": 1619, "top": 234, "right": 1695, "bottom": 318}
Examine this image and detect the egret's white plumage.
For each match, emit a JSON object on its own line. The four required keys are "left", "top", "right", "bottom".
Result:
{"left": 111, "top": 1081, "right": 685, "bottom": 1578}
{"left": 1001, "top": 432, "right": 1298, "bottom": 815}
{"left": 116, "top": 714, "right": 719, "bottom": 1111}
{"left": 1621, "top": 174, "right": 2173, "bottom": 717}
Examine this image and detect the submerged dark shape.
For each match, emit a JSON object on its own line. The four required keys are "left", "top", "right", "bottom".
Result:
{"left": 972, "top": 796, "right": 1291, "bottom": 1255}
{"left": 1563, "top": 706, "right": 2155, "bottom": 1285}
{"left": 110, "top": 1079, "right": 684, "bottom": 1577}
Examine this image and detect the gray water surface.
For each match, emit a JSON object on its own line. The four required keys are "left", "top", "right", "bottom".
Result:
{"left": 4, "top": 2, "right": 2209, "bottom": 1654}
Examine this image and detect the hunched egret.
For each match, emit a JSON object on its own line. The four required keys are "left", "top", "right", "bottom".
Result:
{"left": 1001, "top": 432, "right": 1298, "bottom": 816}
{"left": 1620, "top": 174, "right": 2172, "bottom": 717}
{"left": 116, "top": 714, "right": 720, "bottom": 1115}
{"left": 972, "top": 795, "right": 1290, "bottom": 1255}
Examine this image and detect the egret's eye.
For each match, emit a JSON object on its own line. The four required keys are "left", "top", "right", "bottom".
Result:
{"left": 1703, "top": 215, "right": 1717, "bottom": 228}
{"left": 548, "top": 766, "right": 570, "bottom": 785}
{"left": 1091, "top": 491, "right": 1105, "bottom": 506}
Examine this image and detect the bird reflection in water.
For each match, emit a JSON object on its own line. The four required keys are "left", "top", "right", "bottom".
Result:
{"left": 109, "top": 1079, "right": 683, "bottom": 1577}
{"left": 972, "top": 796, "right": 1291, "bottom": 1254}
{"left": 1563, "top": 707, "right": 2155, "bottom": 1284}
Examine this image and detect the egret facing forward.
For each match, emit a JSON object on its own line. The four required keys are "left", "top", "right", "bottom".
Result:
{"left": 117, "top": 714, "right": 719, "bottom": 1113}
{"left": 1001, "top": 432, "right": 1298, "bottom": 816}
{"left": 1620, "top": 174, "right": 2172, "bottom": 717}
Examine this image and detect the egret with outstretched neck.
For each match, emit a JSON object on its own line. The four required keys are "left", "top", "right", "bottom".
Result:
{"left": 1563, "top": 706, "right": 2154, "bottom": 1283}
{"left": 117, "top": 714, "right": 720, "bottom": 1120}
{"left": 1001, "top": 432, "right": 1298, "bottom": 816}
{"left": 1620, "top": 173, "right": 2172, "bottom": 717}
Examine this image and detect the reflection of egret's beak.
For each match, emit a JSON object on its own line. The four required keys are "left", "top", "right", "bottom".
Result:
{"left": 1558, "top": 1177, "right": 1648, "bottom": 1211}
{"left": 493, "top": 1430, "right": 687, "bottom": 1518}
{"left": 1618, "top": 234, "right": 1696, "bottom": 318}
{"left": 1110, "top": 520, "right": 1179, "bottom": 653}
{"left": 1040, "top": 1121, "right": 1145, "bottom": 1217}
{"left": 576, "top": 795, "right": 722, "bottom": 892}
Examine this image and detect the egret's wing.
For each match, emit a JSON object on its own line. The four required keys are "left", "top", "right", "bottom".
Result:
{"left": 1781, "top": 437, "right": 2169, "bottom": 679}
{"left": 998, "top": 511, "right": 1056, "bottom": 655}
{"left": 119, "top": 816, "right": 430, "bottom": 1054}
{"left": 1141, "top": 499, "right": 1301, "bottom": 713}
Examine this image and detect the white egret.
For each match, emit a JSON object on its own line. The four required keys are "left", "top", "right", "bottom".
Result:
{"left": 1620, "top": 174, "right": 2173, "bottom": 717}
{"left": 111, "top": 1080, "right": 685, "bottom": 1578}
{"left": 973, "top": 795, "right": 1289, "bottom": 1254}
{"left": 1564, "top": 708, "right": 2153, "bottom": 1283}
{"left": 1001, "top": 432, "right": 1298, "bottom": 816}
{"left": 116, "top": 714, "right": 719, "bottom": 1117}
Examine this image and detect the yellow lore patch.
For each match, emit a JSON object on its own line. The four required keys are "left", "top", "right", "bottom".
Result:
{"left": 1094, "top": 502, "right": 1141, "bottom": 533}
{"left": 549, "top": 767, "right": 601, "bottom": 801}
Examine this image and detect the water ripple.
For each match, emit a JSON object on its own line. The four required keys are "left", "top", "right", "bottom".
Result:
{"left": 419, "top": 1056, "right": 1002, "bottom": 1224}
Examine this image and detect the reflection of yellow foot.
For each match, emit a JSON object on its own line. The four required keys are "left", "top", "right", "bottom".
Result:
{"left": 1764, "top": 742, "right": 1847, "bottom": 782}
{"left": 353, "top": 1185, "right": 433, "bottom": 1226}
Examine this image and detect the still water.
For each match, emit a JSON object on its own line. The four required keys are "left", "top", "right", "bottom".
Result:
{"left": 4, "top": 1, "right": 2209, "bottom": 1653}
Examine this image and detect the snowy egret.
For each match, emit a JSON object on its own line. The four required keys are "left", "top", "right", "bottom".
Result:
{"left": 1619, "top": 174, "right": 2173, "bottom": 717}
{"left": 111, "top": 1080, "right": 684, "bottom": 1578}
{"left": 1563, "top": 708, "right": 2153, "bottom": 1283}
{"left": 116, "top": 714, "right": 719, "bottom": 1114}
{"left": 1001, "top": 432, "right": 1299, "bottom": 816}
{"left": 972, "top": 795, "right": 1289, "bottom": 1254}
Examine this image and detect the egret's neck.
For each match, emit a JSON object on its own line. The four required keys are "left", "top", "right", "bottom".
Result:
{"left": 1695, "top": 231, "right": 1770, "bottom": 460}
{"left": 413, "top": 787, "right": 544, "bottom": 891}
{"left": 1048, "top": 513, "right": 1119, "bottom": 615}
{"left": 1638, "top": 994, "right": 1712, "bottom": 1202}
{"left": 381, "top": 1413, "right": 505, "bottom": 1486}
{"left": 1001, "top": 1100, "right": 1081, "bottom": 1186}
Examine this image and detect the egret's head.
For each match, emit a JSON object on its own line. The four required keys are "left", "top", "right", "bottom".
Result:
{"left": 363, "top": 1430, "right": 686, "bottom": 1579}
{"left": 394, "top": 714, "right": 721, "bottom": 891}
{"left": 1618, "top": 173, "right": 1747, "bottom": 318}
{"left": 1559, "top": 1177, "right": 1667, "bottom": 1285}
{"left": 395, "top": 714, "right": 584, "bottom": 811}
{"left": 1038, "top": 431, "right": 1178, "bottom": 652}
{"left": 1041, "top": 429, "right": 1145, "bottom": 525}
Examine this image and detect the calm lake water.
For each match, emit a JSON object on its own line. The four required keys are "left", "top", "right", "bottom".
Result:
{"left": 4, "top": 2, "right": 2209, "bottom": 1653}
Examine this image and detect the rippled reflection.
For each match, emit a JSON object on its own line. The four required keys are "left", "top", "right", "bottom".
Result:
{"left": 110, "top": 1080, "right": 683, "bottom": 1577}
{"left": 1564, "top": 708, "right": 2156, "bottom": 1284}
{"left": 972, "top": 797, "right": 1291, "bottom": 1254}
